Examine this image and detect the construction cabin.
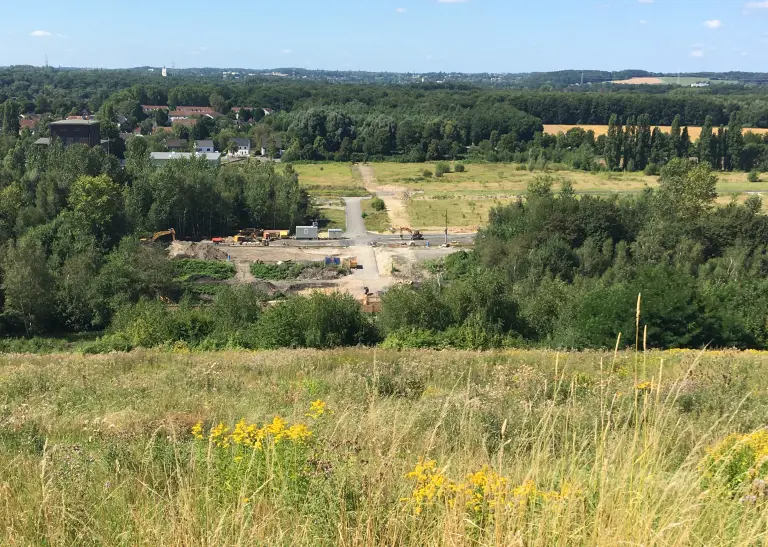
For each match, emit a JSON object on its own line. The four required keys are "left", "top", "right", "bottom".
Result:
{"left": 328, "top": 229, "right": 343, "bottom": 240}
{"left": 295, "top": 226, "right": 319, "bottom": 240}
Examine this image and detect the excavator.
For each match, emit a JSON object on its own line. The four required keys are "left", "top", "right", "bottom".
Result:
{"left": 398, "top": 227, "right": 424, "bottom": 241}
{"left": 141, "top": 228, "right": 176, "bottom": 243}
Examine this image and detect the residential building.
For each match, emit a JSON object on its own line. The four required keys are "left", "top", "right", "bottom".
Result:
{"left": 49, "top": 119, "right": 102, "bottom": 148}
{"left": 229, "top": 137, "right": 251, "bottom": 157}
{"left": 149, "top": 152, "right": 221, "bottom": 166}
{"left": 142, "top": 105, "right": 168, "bottom": 115}
{"left": 195, "top": 140, "right": 215, "bottom": 153}
{"left": 167, "top": 139, "right": 187, "bottom": 152}
{"left": 19, "top": 116, "right": 39, "bottom": 133}
{"left": 260, "top": 134, "right": 283, "bottom": 156}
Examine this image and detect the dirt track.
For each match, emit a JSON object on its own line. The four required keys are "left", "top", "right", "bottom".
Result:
{"left": 356, "top": 164, "right": 410, "bottom": 229}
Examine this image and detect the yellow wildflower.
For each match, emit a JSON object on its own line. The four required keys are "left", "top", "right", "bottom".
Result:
{"left": 306, "top": 399, "right": 327, "bottom": 419}
{"left": 191, "top": 421, "right": 204, "bottom": 440}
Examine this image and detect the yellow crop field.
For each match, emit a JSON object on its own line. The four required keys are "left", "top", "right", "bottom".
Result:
{"left": 544, "top": 124, "right": 768, "bottom": 141}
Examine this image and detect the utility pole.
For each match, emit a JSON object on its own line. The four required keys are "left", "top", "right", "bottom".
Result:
{"left": 444, "top": 210, "right": 448, "bottom": 246}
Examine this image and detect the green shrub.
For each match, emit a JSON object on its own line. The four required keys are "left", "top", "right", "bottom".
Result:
{"left": 250, "top": 261, "right": 346, "bottom": 280}
{"left": 454, "top": 163, "right": 466, "bottom": 173}
{"left": 370, "top": 197, "right": 386, "bottom": 212}
{"left": 435, "top": 162, "right": 451, "bottom": 177}
{"left": 748, "top": 170, "right": 760, "bottom": 183}
{"left": 422, "top": 169, "right": 433, "bottom": 178}
{"left": 171, "top": 259, "right": 235, "bottom": 282}
{"left": 254, "top": 292, "right": 378, "bottom": 349}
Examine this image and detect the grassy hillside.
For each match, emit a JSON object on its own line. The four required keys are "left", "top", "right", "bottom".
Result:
{"left": 2, "top": 348, "right": 768, "bottom": 544}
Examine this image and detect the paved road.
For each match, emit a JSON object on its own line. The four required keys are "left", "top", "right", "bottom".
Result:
{"left": 343, "top": 197, "right": 368, "bottom": 239}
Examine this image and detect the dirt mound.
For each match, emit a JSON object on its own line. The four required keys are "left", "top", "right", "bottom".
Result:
{"left": 169, "top": 241, "right": 227, "bottom": 261}
{"left": 297, "top": 265, "right": 346, "bottom": 281}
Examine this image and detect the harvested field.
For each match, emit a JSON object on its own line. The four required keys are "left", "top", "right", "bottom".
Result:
{"left": 612, "top": 76, "right": 666, "bottom": 85}
{"left": 544, "top": 124, "right": 768, "bottom": 141}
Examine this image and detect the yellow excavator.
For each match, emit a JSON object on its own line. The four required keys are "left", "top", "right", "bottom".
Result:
{"left": 398, "top": 227, "right": 424, "bottom": 241}
{"left": 141, "top": 228, "right": 176, "bottom": 243}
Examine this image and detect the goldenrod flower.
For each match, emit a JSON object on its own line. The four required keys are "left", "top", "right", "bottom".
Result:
{"left": 306, "top": 399, "right": 327, "bottom": 419}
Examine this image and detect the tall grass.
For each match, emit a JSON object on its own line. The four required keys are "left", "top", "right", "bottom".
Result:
{"left": 0, "top": 348, "right": 767, "bottom": 544}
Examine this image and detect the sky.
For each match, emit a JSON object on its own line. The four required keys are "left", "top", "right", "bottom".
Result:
{"left": 0, "top": 0, "right": 767, "bottom": 73}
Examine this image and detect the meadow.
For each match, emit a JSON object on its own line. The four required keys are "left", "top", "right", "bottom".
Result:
{"left": 2, "top": 348, "right": 768, "bottom": 545}
{"left": 293, "top": 163, "right": 367, "bottom": 198}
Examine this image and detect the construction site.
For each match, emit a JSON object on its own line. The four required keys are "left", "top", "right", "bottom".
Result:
{"left": 164, "top": 227, "right": 471, "bottom": 309}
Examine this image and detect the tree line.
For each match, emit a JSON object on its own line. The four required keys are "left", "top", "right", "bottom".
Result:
{"left": 0, "top": 133, "right": 313, "bottom": 336}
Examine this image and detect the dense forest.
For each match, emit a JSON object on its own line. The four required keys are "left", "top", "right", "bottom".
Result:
{"left": 3, "top": 66, "right": 768, "bottom": 170}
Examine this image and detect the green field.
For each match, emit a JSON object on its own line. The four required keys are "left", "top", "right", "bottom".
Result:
{"left": 2, "top": 348, "right": 768, "bottom": 544}
{"left": 407, "top": 197, "right": 511, "bottom": 228}
{"left": 361, "top": 198, "right": 391, "bottom": 232}
{"left": 293, "top": 163, "right": 368, "bottom": 198}
{"left": 317, "top": 206, "right": 346, "bottom": 230}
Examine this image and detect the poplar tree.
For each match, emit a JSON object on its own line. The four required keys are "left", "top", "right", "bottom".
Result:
{"left": 670, "top": 115, "right": 682, "bottom": 159}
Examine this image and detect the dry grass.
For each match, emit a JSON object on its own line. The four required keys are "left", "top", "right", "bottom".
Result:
{"left": 1, "top": 348, "right": 768, "bottom": 544}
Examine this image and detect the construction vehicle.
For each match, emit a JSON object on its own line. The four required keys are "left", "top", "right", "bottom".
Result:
{"left": 141, "top": 228, "right": 176, "bottom": 243}
{"left": 398, "top": 227, "right": 424, "bottom": 241}
{"left": 233, "top": 228, "right": 263, "bottom": 245}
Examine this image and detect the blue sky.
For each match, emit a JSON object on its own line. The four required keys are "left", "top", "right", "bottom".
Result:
{"left": 1, "top": 0, "right": 767, "bottom": 72}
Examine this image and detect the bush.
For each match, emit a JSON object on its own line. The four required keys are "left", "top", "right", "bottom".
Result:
{"left": 254, "top": 292, "right": 378, "bottom": 349}
{"left": 370, "top": 197, "right": 386, "bottom": 212}
{"left": 171, "top": 259, "right": 235, "bottom": 282}
{"left": 435, "top": 162, "right": 451, "bottom": 177}
{"left": 250, "top": 262, "right": 310, "bottom": 280}
{"left": 644, "top": 163, "right": 660, "bottom": 176}
{"left": 422, "top": 169, "right": 433, "bottom": 178}
{"left": 454, "top": 163, "right": 466, "bottom": 173}
{"left": 748, "top": 170, "right": 760, "bottom": 183}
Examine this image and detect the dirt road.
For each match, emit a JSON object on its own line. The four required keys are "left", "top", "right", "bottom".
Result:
{"left": 356, "top": 164, "right": 410, "bottom": 229}
{"left": 343, "top": 197, "right": 367, "bottom": 238}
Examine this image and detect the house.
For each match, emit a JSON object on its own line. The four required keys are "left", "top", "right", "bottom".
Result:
{"left": 231, "top": 107, "right": 258, "bottom": 121}
{"left": 167, "top": 139, "right": 187, "bottom": 152}
{"left": 260, "top": 134, "right": 283, "bottom": 156}
{"left": 691, "top": 82, "right": 710, "bottom": 88}
{"left": 176, "top": 106, "right": 216, "bottom": 116}
{"left": 142, "top": 105, "right": 168, "bottom": 115}
{"left": 229, "top": 137, "right": 251, "bottom": 157}
{"left": 19, "top": 117, "right": 39, "bottom": 133}
{"left": 171, "top": 118, "right": 196, "bottom": 128}
{"left": 195, "top": 140, "right": 215, "bottom": 153}
{"left": 49, "top": 119, "right": 102, "bottom": 148}
{"left": 149, "top": 152, "right": 221, "bottom": 166}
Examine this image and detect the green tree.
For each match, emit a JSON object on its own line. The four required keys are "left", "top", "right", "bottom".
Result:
{"left": 669, "top": 115, "right": 682, "bottom": 159}
{"left": 1, "top": 99, "right": 21, "bottom": 135}
{"left": 635, "top": 114, "right": 652, "bottom": 170}
{"left": 697, "top": 116, "right": 716, "bottom": 168}
{"left": 726, "top": 113, "right": 744, "bottom": 171}
{"left": 1, "top": 235, "right": 55, "bottom": 334}
{"left": 605, "top": 114, "right": 623, "bottom": 171}
{"left": 68, "top": 175, "right": 122, "bottom": 242}
{"left": 657, "top": 158, "right": 718, "bottom": 220}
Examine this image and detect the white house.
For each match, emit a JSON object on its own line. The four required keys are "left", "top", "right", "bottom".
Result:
{"left": 229, "top": 138, "right": 251, "bottom": 157}
{"left": 195, "top": 140, "right": 215, "bottom": 153}
{"left": 150, "top": 152, "right": 221, "bottom": 166}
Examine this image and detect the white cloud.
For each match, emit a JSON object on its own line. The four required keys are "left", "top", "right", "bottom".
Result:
{"left": 639, "top": 19, "right": 648, "bottom": 24}
{"left": 638, "top": 0, "right": 653, "bottom": 3}
{"left": 281, "top": 49, "right": 292, "bottom": 55}
{"left": 396, "top": 7, "right": 407, "bottom": 12}
{"left": 690, "top": 49, "right": 705, "bottom": 57}
{"left": 30, "top": 30, "right": 52, "bottom": 37}
{"left": 703, "top": 19, "right": 722, "bottom": 29}
{"left": 745, "top": 1, "right": 768, "bottom": 8}
{"left": 437, "top": 0, "right": 469, "bottom": 3}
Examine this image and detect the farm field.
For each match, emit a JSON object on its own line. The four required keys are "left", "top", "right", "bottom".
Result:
{"left": 544, "top": 124, "right": 768, "bottom": 140}
{"left": 2, "top": 348, "right": 768, "bottom": 545}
